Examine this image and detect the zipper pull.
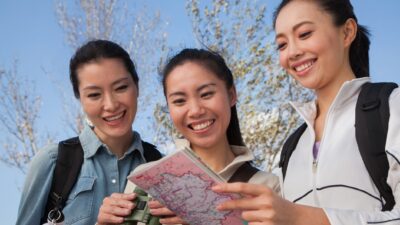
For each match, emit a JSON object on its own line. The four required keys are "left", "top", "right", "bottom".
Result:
{"left": 312, "top": 160, "right": 318, "bottom": 173}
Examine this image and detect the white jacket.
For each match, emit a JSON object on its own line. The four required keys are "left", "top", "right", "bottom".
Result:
{"left": 282, "top": 78, "right": 400, "bottom": 225}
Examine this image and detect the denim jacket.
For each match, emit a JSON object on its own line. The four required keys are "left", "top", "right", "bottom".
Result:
{"left": 16, "top": 124, "right": 148, "bottom": 225}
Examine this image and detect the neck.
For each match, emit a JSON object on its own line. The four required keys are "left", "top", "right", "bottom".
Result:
{"left": 191, "top": 138, "right": 235, "bottom": 173}
{"left": 95, "top": 129, "right": 134, "bottom": 158}
{"left": 315, "top": 68, "right": 356, "bottom": 116}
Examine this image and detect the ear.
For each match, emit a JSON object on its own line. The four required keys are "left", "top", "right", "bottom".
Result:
{"left": 343, "top": 18, "right": 357, "bottom": 48}
{"left": 228, "top": 86, "right": 237, "bottom": 107}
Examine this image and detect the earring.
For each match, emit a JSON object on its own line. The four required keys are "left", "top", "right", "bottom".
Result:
{"left": 85, "top": 116, "right": 94, "bottom": 128}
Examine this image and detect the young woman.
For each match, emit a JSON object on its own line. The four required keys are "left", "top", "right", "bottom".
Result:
{"left": 16, "top": 40, "right": 159, "bottom": 225}
{"left": 213, "top": 0, "right": 400, "bottom": 224}
{"left": 101, "top": 48, "right": 280, "bottom": 225}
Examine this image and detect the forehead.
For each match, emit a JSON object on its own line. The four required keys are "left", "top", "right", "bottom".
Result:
{"left": 77, "top": 58, "right": 131, "bottom": 85}
{"left": 165, "top": 62, "right": 224, "bottom": 90}
{"left": 168, "top": 62, "right": 220, "bottom": 81}
{"left": 275, "top": 1, "right": 332, "bottom": 34}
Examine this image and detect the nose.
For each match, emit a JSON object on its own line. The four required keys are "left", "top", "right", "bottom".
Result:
{"left": 288, "top": 42, "right": 303, "bottom": 60}
{"left": 103, "top": 93, "right": 119, "bottom": 112}
{"left": 188, "top": 99, "right": 205, "bottom": 118}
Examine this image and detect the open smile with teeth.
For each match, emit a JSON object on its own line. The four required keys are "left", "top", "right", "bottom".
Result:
{"left": 189, "top": 119, "right": 215, "bottom": 131}
{"left": 104, "top": 111, "right": 125, "bottom": 122}
{"left": 294, "top": 60, "right": 315, "bottom": 72}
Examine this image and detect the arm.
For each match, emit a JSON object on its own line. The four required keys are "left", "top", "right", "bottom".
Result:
{"left": 213, "top": 182, "right": 330, "bottom": 225}
{"left": 322, "top": 87, "right": 400, "bottom": 225}
{"left": 212, "top": 88, "right": 400, "bottom": 225}
{"left": 16, "top": 144, "right": 58, "bottom": 225}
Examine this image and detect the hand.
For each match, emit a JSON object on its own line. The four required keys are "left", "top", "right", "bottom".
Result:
{"left": 148, "top": 200, "right": 189, "bottom": 224}
{"left": 212, "top": 182, "right": 329, "bottom": 225}
{"left": 97, "top": 192, "right": 136, "bottom": 225}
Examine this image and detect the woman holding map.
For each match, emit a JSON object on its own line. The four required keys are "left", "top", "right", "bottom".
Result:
{"left": 212, "top": 0, "right": 400, "bottom": 225}
{"left": 150, "top": 48, "right": 280, "bottom": 224}
{"left": 125, "top": 48, "right": 280, "bottom": 224}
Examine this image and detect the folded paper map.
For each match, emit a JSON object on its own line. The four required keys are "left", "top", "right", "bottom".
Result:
{"left": 127, "top": 147, "right": 245, "bottom": 225}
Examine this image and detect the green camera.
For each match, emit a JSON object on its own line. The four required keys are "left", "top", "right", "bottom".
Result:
{"left": 122, "top": 187, "right": 160, "bottom": 225}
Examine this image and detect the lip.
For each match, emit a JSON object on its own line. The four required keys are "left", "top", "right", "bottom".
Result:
{"left": 103, "top": 111, "right": 126, "bottom": 125}
{"left": 290, "top": 58, "right": 316, "bottom": 76}
{"left": 187, "top": 119, "right": 215, "bottom": 133}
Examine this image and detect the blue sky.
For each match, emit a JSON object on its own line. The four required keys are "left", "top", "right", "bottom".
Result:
{"left": 1, "top": 0, "right": 399, "bottom": 223}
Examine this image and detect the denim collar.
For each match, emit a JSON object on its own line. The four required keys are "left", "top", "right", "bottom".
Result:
{"left": 78, "top": 123, "right": 144, "bottom": 159}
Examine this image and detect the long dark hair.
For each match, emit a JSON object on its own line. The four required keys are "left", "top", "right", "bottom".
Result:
{"left": 162, "top": 48, "right": 245, "bottom": 146}
{"left": 273, "top": 0, "right": 370, "bottom": 78}
{"left": 69, "top": 39, "right": 139, "bottom": 99}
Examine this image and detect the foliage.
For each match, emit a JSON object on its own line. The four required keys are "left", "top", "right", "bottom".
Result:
{"left": 154, "top": 0, "right": 313, "bottom": 171}
{"left": 0, "top": 0, "right": 168, "bottom": 172}
{"left": 0, "top": 62, "right": 53, "bottom": 173}
{"left": 55, "top": 0, "right": 169, "bottom": 136}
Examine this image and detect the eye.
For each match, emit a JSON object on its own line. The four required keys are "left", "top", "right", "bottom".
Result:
{"left": 299, "top": 31, "right": 312, "bottom": 39}
{"left": 276, "top": 42, "right": 287, "bottom": 51}
{"left": 201, "top": 91, "right": 214, "bottom": 99}
{"left": 171, "top": 98, "right": 186, "bottom": 106}
{"left": 116, "top": 84, "right": 128, "bottom": 92}
{"left": 87, "top": 92, "right": 101, "bottom": 99}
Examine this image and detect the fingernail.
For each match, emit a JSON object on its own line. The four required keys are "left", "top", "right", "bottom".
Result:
{"left": 212, "top": 185, "right": 221, "bottom": 191}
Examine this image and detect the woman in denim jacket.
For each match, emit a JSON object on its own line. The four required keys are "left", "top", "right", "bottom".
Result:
{"left": 17, "top": 40, "right": 153, "bottom": 225}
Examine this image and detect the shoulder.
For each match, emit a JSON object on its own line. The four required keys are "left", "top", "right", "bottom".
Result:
{"left": 248, "top": 170, "right": 280, "bottom": 193}
{"left": 23, "top": 143, "right": 58, "bottom": 190}
{"left": 28, "top": 143, "right": 58, "bottom": 174}
{"left": 17, "top": 143, "right": 59, "bottom": 223}
{"left": 389, "top": 86, "right": 400, "bottom": 104}
{"left": 387, "top": 86, "right": 400, "bottom": 157}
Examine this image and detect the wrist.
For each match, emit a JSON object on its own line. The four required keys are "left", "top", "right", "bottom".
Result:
{"left": 293, "top": 204, "right": 330, "bottom": 225}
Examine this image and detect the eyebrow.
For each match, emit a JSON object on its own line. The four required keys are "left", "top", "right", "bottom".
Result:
{"left": 82, "top": 76, "right": 130, "bottom": 91}
{"left": 167, "top": 83, "right": 216, "bottom": 98}
{"left": 275, "top": 21, "right": 314, "bottom": 40}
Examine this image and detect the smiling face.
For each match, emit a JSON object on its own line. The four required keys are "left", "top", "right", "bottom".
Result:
{"left": 77, "top": 58, "right": 138, "bottom": 143}
{"left": 165, "top": 62, "right": 236, "bottom": 151}
{"left": 275, "top": 0, "right": 355, "bottom": 92}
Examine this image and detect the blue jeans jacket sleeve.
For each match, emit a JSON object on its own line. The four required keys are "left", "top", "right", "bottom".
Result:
{"left": 16, "top": 144, "right": 58, "bottom": 225}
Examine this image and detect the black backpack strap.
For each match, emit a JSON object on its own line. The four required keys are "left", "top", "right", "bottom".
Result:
{"left": 228, "top": 161, "right": 259, "bottom": 183}
{"left": 355, "top": 82, "right": 397, "bottom": 211}
{"left": 142, "top": 141, "right": 162, "bottom": 162}
{"left": 42, "top": 137, "right": 84, "bottom": 223}
{"left": 279, "top": 123, "right": 307, "bottom": 180}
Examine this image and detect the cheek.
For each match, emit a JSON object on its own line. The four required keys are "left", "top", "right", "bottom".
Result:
{"left": 279, "top": 51, "right": 289, "bottom": 70}
{"left": 81, "top": 101, "right": 99, "bottom": 122}
{"left": 168, "top": 105, "right": 184, "bottom": 128}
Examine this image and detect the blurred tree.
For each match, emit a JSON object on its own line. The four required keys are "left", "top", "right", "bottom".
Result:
{"left": 0, "top": 62, "right": 53, "bottom": 173}
{"left": 154, "top": 0, "right": 313, "bottom": 171}
{"left": 55, "top": 0, "right": 169, "bottom": 136}
{"left": 0, "top": 0, "right": 168, "bottom": 172}
{"left": 0, "top": 0, "right": 312, "bottom": 173}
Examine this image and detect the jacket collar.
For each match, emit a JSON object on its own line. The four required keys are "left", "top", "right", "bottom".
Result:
{"left": 174, "top": 138, "right": 254, "bottom": 175}
{"left": 79, "top": 123, "right": 144, "bottom": 159}
{"left": 290, "top": 77, "right": 370, "bottom": 125}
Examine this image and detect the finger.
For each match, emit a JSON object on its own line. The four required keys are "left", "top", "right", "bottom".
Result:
{"left": 97, "top": 210, "right": 125, "bottom": 224}
{"left": 148, "top": 200, "right": 165, "bottom": 209}
{"left": 212, "top": 182, "right": 272, "bottom": 196}
{"left": 110, "top": 192, "right": 136, "bottom": 200}
{"left": 217, "top": 197, "right": 266, "bottom": 211}
{"left": 242, "top": 209, "right": 275, "bottom": 222}
{"left": 159, "top": 216, "right": 188, "bottom": 224}
{"left": 149, "top": 206, "right": 176, "bottom": 216}
{"left": 248, "top": 222, "right": 270, "bottom": 225}
{"left": 100, "top": 203, "right": 134, "bottom": 217}
{"left": 103, "top": 194, "right": 136, "bottom": 209}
